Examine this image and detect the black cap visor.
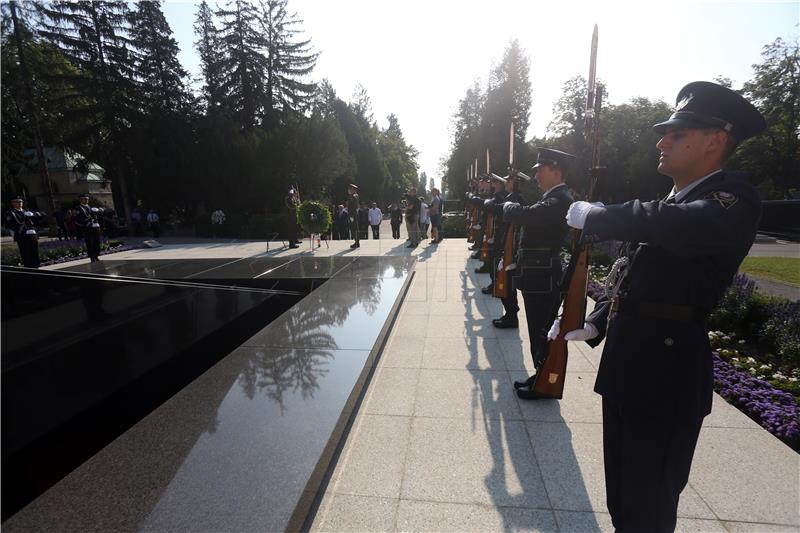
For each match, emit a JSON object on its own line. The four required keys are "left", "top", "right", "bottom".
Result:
{"left": 653, "top": 111, "right": 733, "bottom": 135}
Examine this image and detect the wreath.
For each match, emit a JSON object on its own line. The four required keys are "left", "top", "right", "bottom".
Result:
{"left": 297, "top": 200, "right": 332, "bottom": 235}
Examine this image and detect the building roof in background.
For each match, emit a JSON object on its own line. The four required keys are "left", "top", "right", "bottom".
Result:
{"left": 22, "top": 147, "right": 105, "bottom": 182}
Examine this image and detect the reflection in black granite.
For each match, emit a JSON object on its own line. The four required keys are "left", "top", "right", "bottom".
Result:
{"left": 0, "top": 266, "right": 302, "bottom": 519}
{"left": 2, "top": 256, "right": 416, "bottom": 532}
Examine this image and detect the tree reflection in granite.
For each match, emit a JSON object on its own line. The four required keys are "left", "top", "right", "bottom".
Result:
{"left": 235, "top": 276, "right": 383, "bottom": 412}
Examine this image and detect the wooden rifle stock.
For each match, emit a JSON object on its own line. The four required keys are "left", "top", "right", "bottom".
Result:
{"left": 480, "top": 213, "right": 495, "bottom": 262}
{"left": 467, "top": 205, "right": 478, "bottom": 243}
{"left": 493, "top": 222, "right": 515, "bottom": 299}
{"left": 528, "top": 25, "right": 600, "bottom": 400}
{"left": 530, "top": 246, "right": 589, "bottom": 398}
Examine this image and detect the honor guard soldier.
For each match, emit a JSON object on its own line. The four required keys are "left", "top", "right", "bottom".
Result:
{"left": 482, "top": 172, "right": 526, "bottom": 296}
{"left": 75, "top": 193, "right": 103, "bottom": 262}
{"left": 285, "top": 187, "right": 301, "bottom": 249}
{"left": 478, "top": 174, "right": 509, "bottom": 286}
{"left": 501, "top": 149, "right": 575, "bottom": 393}
{"left": 347, "top": 184, "right": 360, "bottom": 248}
{"left": 556, "top": 81, "right": 767, "bottom": 532}
{"left": 4, "top": 196, "right": 44, "bottom": 268}
{"left": 466, "top": 177, "right": 491, "bottom": 256}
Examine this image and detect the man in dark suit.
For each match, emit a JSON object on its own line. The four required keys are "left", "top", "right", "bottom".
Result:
{"left": 346, "top": 184, "right": 360, "bottom": 249}
{"left": 75, "top": 193, "right": 103, "bottom": 262}
{"left": 501, "top": 149, "right": 575, "bottom": 391}
{"left": 558, "top": 81, "right": 767, "bottom": 532}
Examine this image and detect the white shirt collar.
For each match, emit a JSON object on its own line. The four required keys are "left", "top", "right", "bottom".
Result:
{"left": 667, "top": 170, "right": 722, "bottom": 203}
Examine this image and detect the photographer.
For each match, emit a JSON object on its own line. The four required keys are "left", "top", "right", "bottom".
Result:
{"left": 4, "top": 196, "right": 44, "bottom": 268}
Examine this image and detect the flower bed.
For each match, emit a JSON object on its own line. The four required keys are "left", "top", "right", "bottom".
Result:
{"left": 587, "top": 267, "right": 800, "bottom": 451}
{"left": 1, "top": 239, "right": 134, "bottom": 266}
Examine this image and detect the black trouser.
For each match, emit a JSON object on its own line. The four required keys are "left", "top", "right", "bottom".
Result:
{"left": 371, "top": 224, "right": 380, "bottom": 239}
{"left": 286, "top": 213, "right": 298, "bottom": 243}
{"left": 602, "top": 398, "right": 703, "bottom": 533}
{"left": 350, "top": 219, "right": 360, "bottom": 245}
{"left": 84, "top": 227, "right": 101, "bottom": 261}
{"left": 151, "top": 222, "right": 160, "bottom": 238}
{"left": 17, "top": 236, "right": 39, "bottom": 268}
{"left": 391, "top": 221, "right": 400, "bottom": 239}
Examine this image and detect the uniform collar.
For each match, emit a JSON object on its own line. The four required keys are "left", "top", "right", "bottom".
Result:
{"left": 666, "top": 169, "right": 722, "bottom": 203}
{"left": 542, "top": 183, "right": 567, "bottom": 199}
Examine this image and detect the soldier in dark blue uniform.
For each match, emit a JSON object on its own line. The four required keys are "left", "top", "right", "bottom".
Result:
{"left": 474, "top": 175, "right": 508, "bottom": 278}
{"left": 466, "top": 176, "right": 491, "bottom": 258}
{"left": 558, "top": 81, "right": 767, "bottom": 532}
{"left": 487, "top": 171, "right": 528, "bottom": 313}
{"left": 75, "top": 193, "right": 103, "bottom": 262}
{"left": 501, "top": 149, "right": 575, "bottom": 395}
{"left": 4, "top": 196, "right": 43, "bottom": 268}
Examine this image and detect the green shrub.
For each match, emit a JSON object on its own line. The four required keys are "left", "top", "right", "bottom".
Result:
{"left": 442, "top": 214, "right": 467, "bottom": 238}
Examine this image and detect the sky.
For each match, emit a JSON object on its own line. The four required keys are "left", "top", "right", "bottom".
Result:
{"left": 162, "top": 0, "right": 799, "bottom": 187}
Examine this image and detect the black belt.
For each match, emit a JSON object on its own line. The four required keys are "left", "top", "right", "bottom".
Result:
{"left": 616, "top": 300, "right": 709, "bottom": 323}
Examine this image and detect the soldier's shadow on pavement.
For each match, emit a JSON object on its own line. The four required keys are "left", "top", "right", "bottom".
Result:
{"left": 462, "top": 271, "right": 601, "bottom": 532}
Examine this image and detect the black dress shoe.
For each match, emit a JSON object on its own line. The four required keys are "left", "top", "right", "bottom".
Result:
{"left": 289, "top": 244, "right": 299, "bottom": 249}
{"left": 492, "top": 316, "right": 518, "bottom": 328}
{"left": 513, "top": 375, "right": 536, "bottom": 390}
{"left": 517, "top": 387, "right": 560, "bottom": 400}
{"left": 350, "top": 243, "right": 358, "bottom": 248}
{"left": 481, "top": 284, "right": 493, "bottom": 294}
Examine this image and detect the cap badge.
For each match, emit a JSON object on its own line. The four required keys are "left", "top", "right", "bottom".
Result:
{"left": 676, "top": 93, "right": 694, "bottom": 111}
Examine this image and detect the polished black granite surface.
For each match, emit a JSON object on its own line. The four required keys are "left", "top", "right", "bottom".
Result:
{"left": 4, "top": 256, "right": 415, "bottom": 532}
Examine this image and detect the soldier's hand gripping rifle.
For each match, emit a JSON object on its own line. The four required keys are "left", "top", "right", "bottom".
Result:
{"left": 527, "top": 25, "right": 602, "bottom": 399}
{"left": 494, "top": 123, "right": 531, "bottom": 299}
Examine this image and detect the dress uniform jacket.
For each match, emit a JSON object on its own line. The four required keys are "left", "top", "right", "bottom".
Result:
{"left": 504, "top": 183, "right": 573, "bottom": 294}
{"left": 492, "top": 191, "right": 525, "bottom": 260}
{"left": 583, "top": 171, "right": 761, "bottom": 419}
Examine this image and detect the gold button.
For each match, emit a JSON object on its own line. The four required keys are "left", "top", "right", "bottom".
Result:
{"left": 664, "top": 338, "right": 674, "bottom": 347}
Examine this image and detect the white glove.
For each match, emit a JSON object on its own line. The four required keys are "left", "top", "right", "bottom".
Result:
{"left": 565, "top": 201, "right": 604, "bottom": 229}
{"left": 547, "top": 318, "right": 599, "bottom": 341}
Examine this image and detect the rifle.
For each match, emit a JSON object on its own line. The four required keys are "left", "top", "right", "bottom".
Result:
{"left": 528, "top": 25, "right": 601, "bottom": 399}
{"left": 494, "top": 124, "right": 531, "bottom": 299}
{"left": 479, "top": 148, "right": 494, "bottom": 262}
{"left": 466, "top": 165, "right": 476, "bottom": 242}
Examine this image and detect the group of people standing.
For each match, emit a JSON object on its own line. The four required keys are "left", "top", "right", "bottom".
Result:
{"left": 466, "top": 82, "right": 767, "bottom": 533}
{"left": 4, "top": 192, "right": 105, "bottom": 268}
{"left": 341, "top": 184, "right": 444, "bottom": 249}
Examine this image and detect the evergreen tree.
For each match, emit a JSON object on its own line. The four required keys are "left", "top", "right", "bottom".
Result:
{"left": 215, "top": 0, "right": 268, "bottom": 129}
{"left": 259, "top": 0, "right": 318, "bottom": 128}
{"left": 482, "top": 39, "right": 532, "bottom": 169}
{"left": 380, "top": 113, "right": 419, "bottom": 202}
{"left": 193, "top": 0, "right": 223, "bottom": 112}
{"left": 129, "top": 0, "right": 189, "bottom": 114}
{"left": 37, "top": 0, "right": 139, "bottom": 220}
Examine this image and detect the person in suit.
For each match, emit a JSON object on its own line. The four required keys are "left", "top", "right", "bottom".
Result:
{"left": 556, "top": 81, "right": 767, "bottom": 532}
{"left": 75, "top": 193, "right": 103, "bottom": 262}
{"left": 4, "top": 196, "right": 43, "bottom": 268}
{"left": 285, "top": 187, "right": 301, "bottom": 249}
{"left": 347, "top": 184, "right": 360, "bottom": 249}
{"left": 501, "top": 149, "right": 575, "bottom": 393}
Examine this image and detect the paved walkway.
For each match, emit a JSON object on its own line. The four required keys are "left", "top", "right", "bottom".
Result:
{"left": 46, "top": 234, "right": 799, "bottom": 532}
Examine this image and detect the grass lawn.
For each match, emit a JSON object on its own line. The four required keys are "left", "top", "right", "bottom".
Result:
{"left": 740, "top": 256, "right": 800, "bottom": 286}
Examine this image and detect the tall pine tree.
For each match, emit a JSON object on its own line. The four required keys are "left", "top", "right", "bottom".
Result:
{"left": 193, "top": 0, "right": 223, "bottom": 112}
{"left": 215, "top": 0, "right": 268, "bottom": 129}
{"left": 259, "top": 0, "right": 318, "bottom": 128}
{"left": 37, "top": 0, "right": 139, "bottom": 220}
